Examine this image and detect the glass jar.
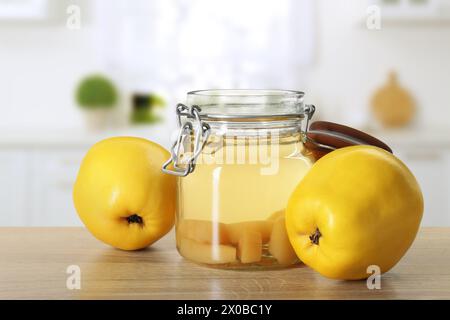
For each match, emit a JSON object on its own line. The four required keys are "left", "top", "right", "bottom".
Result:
{"left": 163, "top": 90, "right": 316, "bottom": 268}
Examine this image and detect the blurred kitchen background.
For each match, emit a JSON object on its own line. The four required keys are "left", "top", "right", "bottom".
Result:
{"left": 1, "top": 0, "right": 449, "bottom": 226}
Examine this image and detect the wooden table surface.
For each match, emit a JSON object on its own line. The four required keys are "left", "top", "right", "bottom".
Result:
{"left": 0, "top": 227, "right": 449, "bottom": 300}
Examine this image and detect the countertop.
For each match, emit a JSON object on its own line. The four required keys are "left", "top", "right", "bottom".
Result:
{"left": 1, "top": 227, "right": 449, "bottom": 300}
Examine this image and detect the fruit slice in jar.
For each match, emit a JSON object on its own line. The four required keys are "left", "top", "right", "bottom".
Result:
{"left": 227, "top": 221, "right": 273, "bottom": 244}
{"left": 237, "top": 231, "right": 262, "bottom": 264}
{"left": 269, "top": 217, "right": 299, "bottom": 265}
{"left": 267, "top": 209, "right": 285, "bottom": 221}
{"left": 177, "top": 219, "right": 229, "bottom": 244}
{"left": 178, "top": 237, "right": 237, "bottom": 264}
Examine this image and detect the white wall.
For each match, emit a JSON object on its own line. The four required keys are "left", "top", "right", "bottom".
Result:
{"left": 304, "top": 1, "right": 450, "bottom": 129}
{"left": 0, "top": 0, "right": 100, "bottom": 130}
{"left": 1, "top": 0, "right": 449, "bottom": 131}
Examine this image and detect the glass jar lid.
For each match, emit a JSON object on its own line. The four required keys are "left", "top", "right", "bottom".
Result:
{"left": 187, "top": 89, "right": 307, "bottom": 121}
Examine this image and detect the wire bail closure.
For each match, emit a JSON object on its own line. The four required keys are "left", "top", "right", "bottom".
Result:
{"left": 162, "top": 104, "right": 211, "bottom": 177}
{"left": 162, "top": 103, "right": 315, "bottom": 177}
{"left": 303, "top": 104, "right": 338, "bottom": 152}
{"left": 303, "top": 104, "right": 315, "bottom": 136}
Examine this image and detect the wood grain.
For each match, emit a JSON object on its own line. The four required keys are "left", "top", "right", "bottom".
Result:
{"left": 0, "top": 227, "right": 449, "bottom": 299}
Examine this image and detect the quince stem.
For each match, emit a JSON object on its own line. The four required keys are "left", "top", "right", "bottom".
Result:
{"left": 309, "top": 228, "right": 321, "bottom": 245}
{"left": 127, "top": 214, "right": 143, "bottom": 225}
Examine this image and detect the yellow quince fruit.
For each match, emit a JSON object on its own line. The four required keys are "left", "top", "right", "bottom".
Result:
{"left": 73, "top": 137, "right": 176, "bottom": 250}
{"left": 286, "top": 145, "right": 423, "bottom": 280}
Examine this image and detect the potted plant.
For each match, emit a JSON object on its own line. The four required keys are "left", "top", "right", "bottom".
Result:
{"left": 75, "top": 74, "right": 118, "bottom": 130}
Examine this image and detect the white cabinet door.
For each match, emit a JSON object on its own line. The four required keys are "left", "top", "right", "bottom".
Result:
{"left": 30, "top": 148, "right": 87, "bottom": 226}
{"left": 395, "top": 148, "right": 450, "bottom": 227}
{"left": 0, "top": 150, "right": 28, "bottom": 226}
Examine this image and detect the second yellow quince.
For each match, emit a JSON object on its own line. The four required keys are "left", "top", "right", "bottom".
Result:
{"left": 286, "top": 145, "right": 423, "bottom": 280}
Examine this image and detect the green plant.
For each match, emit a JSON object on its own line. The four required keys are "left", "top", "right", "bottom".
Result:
{"left": 75, "top": 74, "right": 118, "bottom": 109}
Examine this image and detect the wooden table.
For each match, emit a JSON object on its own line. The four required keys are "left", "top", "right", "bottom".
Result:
{"left": 0, "top": 227, "right": 449, "bottom": 299}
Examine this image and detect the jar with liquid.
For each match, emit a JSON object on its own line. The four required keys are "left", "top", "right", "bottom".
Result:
{"left": 163, "top": 90, "right": 316, "bottom": 268}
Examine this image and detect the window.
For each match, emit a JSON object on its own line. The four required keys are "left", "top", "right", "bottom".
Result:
{"left": 95, "top": 0, "right": 315, "bottom": 90}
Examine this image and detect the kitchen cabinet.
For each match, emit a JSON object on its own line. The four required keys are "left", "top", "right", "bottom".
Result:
{"left": 0, "top": 147, "right": 87, "bottom": 226}
{"left": 0, "top": 150, "right": 28, "bottom": 226}
{"left": 0, "top": 127, "right": 170, "bottom": 226}
{"left": 0, "top": 128, "right": 449, "bottom": 226}
{"left": 30, "top": 149, "right": 87, "bottom": 226}
{"left": 395, "top": 148, "right": 450, "bottom": 226}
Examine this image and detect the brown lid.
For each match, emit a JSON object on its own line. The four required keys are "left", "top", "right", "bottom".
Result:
{"left": 305, "top": 121, "right": 392, "bottom": 160}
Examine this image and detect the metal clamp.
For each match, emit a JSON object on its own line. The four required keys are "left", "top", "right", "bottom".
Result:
{"left": 303, "top": 104, "right": 336, "bottom": 151}
{"left": 162, "top": 104, "right": 211, "bottom": 177}
{"left": 303, "top": 104, "right": 315, "bottom": 135}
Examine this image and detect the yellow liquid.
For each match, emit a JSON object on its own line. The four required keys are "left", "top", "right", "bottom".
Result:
{"left": 178, "top": 134, "right": 313, "bottom": 223}
{"left": 176, "top": 133, "right": 314, "bottom": 267}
